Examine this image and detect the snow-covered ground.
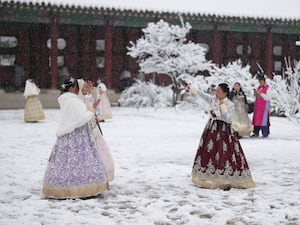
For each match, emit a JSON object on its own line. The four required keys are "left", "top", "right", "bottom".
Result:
{"left": 0, "top": 108, "right": 300, "bottom": 225}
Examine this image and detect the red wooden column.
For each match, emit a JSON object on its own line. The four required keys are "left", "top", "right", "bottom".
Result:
{"left": 50, "top": 17, "right": 58, "bottom": 89}
{"left": 18, "top": 29, "right": 30, "bottom": 84}
{"left": 104, "top": 21, "right": 113, "bottom": 88}
{"left": 287, "top": 35, "right": 296, "bottom": 64}
{"left": 39, "top": 25, "right": 49, "bottom": 88}
{"left": 265, "top": 29, "right": 273, "bottom": 77}
{"left": 90, "top": 27, "right": 97, "bottom": 82}
{"left": 212, "top": 26, "right": 222, "bottom": 66}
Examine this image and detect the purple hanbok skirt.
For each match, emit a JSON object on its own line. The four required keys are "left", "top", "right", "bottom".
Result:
{"left": 42, "top": 122, "right": 108, "bottom": 199}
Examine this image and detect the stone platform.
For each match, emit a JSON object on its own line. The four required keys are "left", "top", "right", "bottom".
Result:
{"left": 0, "top": 89, "right": 120, "bottom": 109}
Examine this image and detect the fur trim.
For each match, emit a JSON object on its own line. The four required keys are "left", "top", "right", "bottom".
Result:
{"left": 24, "top": 80, "right": 40, "bottom": 99}
{"left": 56, "top": 92, "right": 94, "bottom": 137}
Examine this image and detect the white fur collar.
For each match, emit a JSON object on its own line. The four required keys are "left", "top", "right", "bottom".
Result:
{"left": 24, "top": 80, "right": 40, "bottom": 99}
{"left": 56, "top": 92, "right": 94, "bottom": 137}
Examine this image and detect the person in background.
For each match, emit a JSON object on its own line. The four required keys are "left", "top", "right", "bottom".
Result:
{"left": 120, "top": 69, "right": 132, "bottom": 91}
{"left": 96, "top": 79, "right": 113, "bottom": 122}
{"left": 23, "top": 79, "right": 45, "bottom": 122}
{"left": 42, "top": 77, "right": 108, "bottom": 199}
{"left": 77, "top": 78, "right": 115, "bottom": 182}
{"left": 14, "top": 60, "right": 24, "bottom": 91}
{"left": 207, "top": 84, "right": 216, "bottom": 96}
{"left": 229, "top": 82, "right": 253, "bottom": 138}
{"left": 184, "top": 82, "right": 256, "bottom": 190}
{"left": 76, "top": 78, "right": 97, "bottom": 111}
{"left": 251, "top": 74, "right": 272, "bottom": 138}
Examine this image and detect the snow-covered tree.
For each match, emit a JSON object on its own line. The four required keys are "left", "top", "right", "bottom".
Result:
{"left": 176, "top": 60, "right": 258, "bottom": 111}
{"left": 207, "top": 60, "right": 257, "bottom": 102}
{"left": 268, "top": 60, "right": 300, "bottom": 122}
{"left": 119, "top": 80, "right": 173, "bottom": 108}
{"left": 127, "top": 19, "right": 213, "bottom": 105}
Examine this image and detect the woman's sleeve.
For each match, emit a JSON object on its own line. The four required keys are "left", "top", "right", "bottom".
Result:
{"left": 197, "top": 89, "right": 212, "bottom": 104}
{"left": 219, "top": 102, "right": 234, "bottom": 123}
{"left": 261, "top": 88, "right": 272, "bottom": 101}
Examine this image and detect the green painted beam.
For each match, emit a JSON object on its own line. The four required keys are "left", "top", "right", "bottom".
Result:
{"left": 0, "top": 4, "right": 299, "bottom": 34}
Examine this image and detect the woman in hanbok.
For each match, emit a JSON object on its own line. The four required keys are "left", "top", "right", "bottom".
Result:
{"left": 229, "top": 82, "right": 253, "bottom": 138}
{"left": 251, "top": 74, "right": 271, "bottom": 138}
{"left": 96, "top": 80, "right": 112, "bottom": 121}
{"left": 77, "top": 79, "right": 115, "bottom": 182}
{"left": 42, "top": 77, "right": 108, "bottom": 199}
{"left": 185, "top": 83, "right": 255, "bottom": 190}
{"left": 23, "top": 79, "right": 45, "bottom": 122}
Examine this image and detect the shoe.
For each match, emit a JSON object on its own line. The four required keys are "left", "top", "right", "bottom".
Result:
{"left": 250, "top": 134, "right": 259, "bottom": 138}
{"left": 222, "top": 185, "right": 231, "bottom": 191}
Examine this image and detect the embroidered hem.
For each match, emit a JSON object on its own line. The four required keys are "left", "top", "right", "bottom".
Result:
{"left": 192, "top": 169, "right": 256, "bottom": 189}
{"left": 42, "top": 181, "right": 108, "bottom": 199}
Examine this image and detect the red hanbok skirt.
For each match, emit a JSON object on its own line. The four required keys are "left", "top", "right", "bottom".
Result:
{"left": 192, "top": 119, "right": 256, "bottom": 189}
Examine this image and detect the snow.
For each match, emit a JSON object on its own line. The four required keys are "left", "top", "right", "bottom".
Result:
{"left": 119, "top": 80, "right": 173, "bottom": 108}
{"left": 3, "top": 0, "right": 300, "bottom": 20}
{"left": 268, "top": 61, "right": 300, "bottom": 123}
{"left": 128, "top": 19, "right": 212, "bottom": 77}
{"left": 1, "top": 108, "right": 300, "bottom": 225}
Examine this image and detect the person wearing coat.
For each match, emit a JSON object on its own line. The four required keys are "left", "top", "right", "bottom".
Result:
{"left": 42, "top": 77, "right": 108, "bottom": 199}
{"left": 23, "top": 79, "right": 45, "bottom": 122}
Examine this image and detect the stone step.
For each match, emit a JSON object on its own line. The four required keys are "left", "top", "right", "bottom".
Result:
{"left": 0, "top": 89, "right": 121, "bottom": 109}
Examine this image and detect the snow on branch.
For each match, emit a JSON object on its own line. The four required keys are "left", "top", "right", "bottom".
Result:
{"left": 127, "top": 19, "right": 213, "bottom": 76}
{"left": 119, "top": 80, "right": 173, "bottom": 108}
{"left": 268, "top": 60, "right": 300, "bottom": 122}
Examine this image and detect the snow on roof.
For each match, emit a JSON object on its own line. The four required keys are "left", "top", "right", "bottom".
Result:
{"left": 3, "top": 0, "right": 300, "bottom": 20}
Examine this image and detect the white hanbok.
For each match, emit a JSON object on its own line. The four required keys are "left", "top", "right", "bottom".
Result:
{"left": 23, "top": 79, "right": 45, "bottom": 122}
{"left": 96, "top": 82, "right": 112, "bottom": 121}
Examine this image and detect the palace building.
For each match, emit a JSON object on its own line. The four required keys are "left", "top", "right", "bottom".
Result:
{"left": 0, "top": 0, "right": 299, "bottom": 90}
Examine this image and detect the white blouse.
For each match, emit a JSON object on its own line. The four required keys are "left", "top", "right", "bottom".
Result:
{"left": 190, "top": 85, "right": 234, "bottom": 124}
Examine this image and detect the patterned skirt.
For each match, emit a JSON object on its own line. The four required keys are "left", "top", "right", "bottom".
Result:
{"left": 24, "top": 96, "right": 45, "bottom": 122}
{"left": 42, "top": 122, "right": 108, "bottom": 199}
{"left": 192, "top": 119, "right": 256, "bottom": 189}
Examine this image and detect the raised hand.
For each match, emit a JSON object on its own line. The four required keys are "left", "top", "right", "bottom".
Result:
{"left": 86, "top": 80, "right": 94, "bottom": 92}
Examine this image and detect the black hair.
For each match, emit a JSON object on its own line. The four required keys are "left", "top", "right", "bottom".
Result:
{"left": 257, "top": 73, "right": 266, "bottom": 81}
{"left": 178, "top": 79, "right": 188, "bottom": 86}
{"left": 61, "top": 77, "right": 78, "bottom": 93}
{"left": 218, "top": 83, "right": 230, "bottom": 96}
{"left": 229, "top": 82, "right": 247, "bottom": 103}
{"left": 232, "top": 82, "right": 244, "bottom": 92}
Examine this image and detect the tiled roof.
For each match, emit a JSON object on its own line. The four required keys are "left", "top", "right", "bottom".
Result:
{"left": 1, "top": 0, "right": 300, "bottom": 20}
{"left": 1, "top": 0, "right": 300, "bottom": 34}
